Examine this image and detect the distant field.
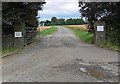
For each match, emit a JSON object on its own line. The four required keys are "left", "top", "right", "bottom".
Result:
{"left": 37, "top": 26, "right": 51, "bottom": 31}
{"left": 37, "top": 25, "right": 88, "bottom": 31}
{"left": 65, "top": 25, "right": 88, "bottom": 31}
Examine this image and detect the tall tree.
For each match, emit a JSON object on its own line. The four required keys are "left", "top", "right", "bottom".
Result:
{"left": 2, "top": 2, "right": 45, "bottom": 33}
{"left": 45, "top": 20, "right": 51, "bottom": 26}
{"left": 79, "top": 2, "right": 120, "bottom": 44}
{"left": 51, "top": 17, "right": 57, "bottom": 25}
{"left": 79, "top": 2, "right": 119, "bottom": 33}
{"left": 66, "top": 18, "right": 74, "bottom": 25}
{"left": 57, "top": 18, "right": 65, "bottom": 25}
{"left": 73, "top": 18, "right": 84, "bottom": 25}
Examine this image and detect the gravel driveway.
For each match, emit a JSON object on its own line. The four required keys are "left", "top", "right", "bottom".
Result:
{"left": 2, "top": 26, "right": 118, "bottom": 82}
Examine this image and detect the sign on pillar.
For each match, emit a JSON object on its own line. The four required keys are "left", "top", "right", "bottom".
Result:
{"left": 13, "top": 19, "right": 25, "bottom": 48}
{"left": 15, "top": 32, "right": 22, "bottom": 38}
{"left": 94, "top": 20, "right": 106, "bottom": 45}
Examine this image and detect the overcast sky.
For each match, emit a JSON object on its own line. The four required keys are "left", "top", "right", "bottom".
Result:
{"left": 37, "top": 0, "right": 81, "bottom": 21}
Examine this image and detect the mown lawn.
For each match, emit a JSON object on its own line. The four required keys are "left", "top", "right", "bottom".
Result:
{"left": 38, "top": 26, "right": 57, "bottom": 37}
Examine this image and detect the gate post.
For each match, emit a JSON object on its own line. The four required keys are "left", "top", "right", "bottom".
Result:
{"left": 13, "top": 19, "right": 26, "bottom": 49}
{"left": 94, "top": 20, "right": 106, "bottom": 46}
{"left": 0, "top": 1, "right": 2, "bottom": 55}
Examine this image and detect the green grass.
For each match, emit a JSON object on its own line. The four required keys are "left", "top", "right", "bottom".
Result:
{"left": 70, "top": 28, "right": 93, "bottom": 44}
{"left": 99, "top": 40, "right": 118, "bottom": 51}
{"left": 1, "top": 47, "right": 17, "bottom": 57}
{"left": 69, "top": 27, "right": 118, "bottom": 51}
{"left": 39, "top": 26, "right": 57, "bottom": 37}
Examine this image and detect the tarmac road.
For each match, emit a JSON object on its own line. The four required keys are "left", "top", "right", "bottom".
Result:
{"left": 2, "top": 26, "right": 118, "bottom": 82}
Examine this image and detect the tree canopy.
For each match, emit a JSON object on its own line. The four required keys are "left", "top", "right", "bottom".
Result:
{"left": 79, "top": 2, "right": 120, "bottom": 30}
{"left": 40, "top": 17, "right": 85, "bottom": 26}
{"left": 51, "top": 17, "right": 58, "bottom": 25}
{"left": 2, "top": 2, "right": 45, "bottom": 33}
{"left": 79, "top": 2, "right": 120, "bottom": 44}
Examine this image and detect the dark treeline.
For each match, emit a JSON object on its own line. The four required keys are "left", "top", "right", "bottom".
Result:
{"left": 79, "top": 2, "right": 120, "bottom": 46}
{"left": 2, "top": 2, "right": 45, "bottom": 34}
{"left": 39, "top": 17, "right": 85, "bottom": 26}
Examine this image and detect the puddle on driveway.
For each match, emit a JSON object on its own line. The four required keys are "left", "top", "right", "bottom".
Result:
{"left": 76, "top": 58, "right": 118, "bottom": 81}
{"left": 79, "top": 65, "right": 107, "bottom": 79}
{"left": 49, "top": 58, "right": 118, "bottom": 82}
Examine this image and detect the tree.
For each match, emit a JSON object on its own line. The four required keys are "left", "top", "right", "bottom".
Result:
{"left": 79, "top": 2, "right": 119, "bottom": 33}
{"left": 57, "top": 18, "right": 65, "bottom": 25}
{"left": 79, "top": 2, "right": 120, "bottom": 44}
{"left": 39, "top": 21, "right": 45, "bottom": 26}
{"left": 66, "top": 18, "right": 74, "bottom": 25}
{"left": 65, "top": 18, "right": 84, "bottom": 25}
{"left": 2, "top": 2, "right": 45, "bottom": 34}
{"left": 45, "top": 20, "right": 51, "bottom": 26}
{"left": 73, "top": 18, "right": 84, "bottom": 25}
{"left": 51, "top": 17, "right": 57, "bottom": 25}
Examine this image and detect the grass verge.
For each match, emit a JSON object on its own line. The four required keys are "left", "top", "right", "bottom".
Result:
{"left": 70, "top": 28, "right": 93, "bottom": 44}
{"left": 1, "top": 48, "right": 17, "bottom": 57}
{"left": 68, "top": 27, "right": 118, "bottom": 51}
{"left": 38, "top": 26, "right": 57, "bottom": 37}
{"left": 99, "top": 40, "right": 118, "bottom": 51}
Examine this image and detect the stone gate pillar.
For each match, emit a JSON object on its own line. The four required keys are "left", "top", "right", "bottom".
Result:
{"left": 13, "top": 19, "right": 26, "bottom": 49}
{"left": 0, "top": 1, "right": 2, "bottom": 55}
{"left": 94, "top": 20, "right": 106, "bottom": 45}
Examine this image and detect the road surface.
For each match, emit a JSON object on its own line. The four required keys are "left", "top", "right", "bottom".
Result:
{"left": 2, "top": 26, "right": 118, "bottom": 82}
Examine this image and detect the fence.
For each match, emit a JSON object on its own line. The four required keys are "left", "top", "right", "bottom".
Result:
{"left": 25, "top": 27, "right": 37, "bottom": 45}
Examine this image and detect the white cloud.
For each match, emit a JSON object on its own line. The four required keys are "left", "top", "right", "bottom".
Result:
{"left": 38, "top": 0, "right": 80, "bottom": 21}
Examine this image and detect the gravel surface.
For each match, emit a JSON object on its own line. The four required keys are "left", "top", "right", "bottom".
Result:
{"left": 2, "top": 26, "right": 118, "bottom": 82}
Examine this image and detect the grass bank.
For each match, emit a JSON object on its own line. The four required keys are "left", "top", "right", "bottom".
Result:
{"left": 38, "top": 26, "right": 57, "bottom": 37}
{"left": 68, "top": 26, "right": 118, "bottom": 51}
{"left": 70, "top": 28, "right": 93, "bottom": 44}
{"left": 99, "top": 40, "right": 118, "bottom": 51}
{"left": 1, "top": 47, "right": 18, "bottom": 57}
